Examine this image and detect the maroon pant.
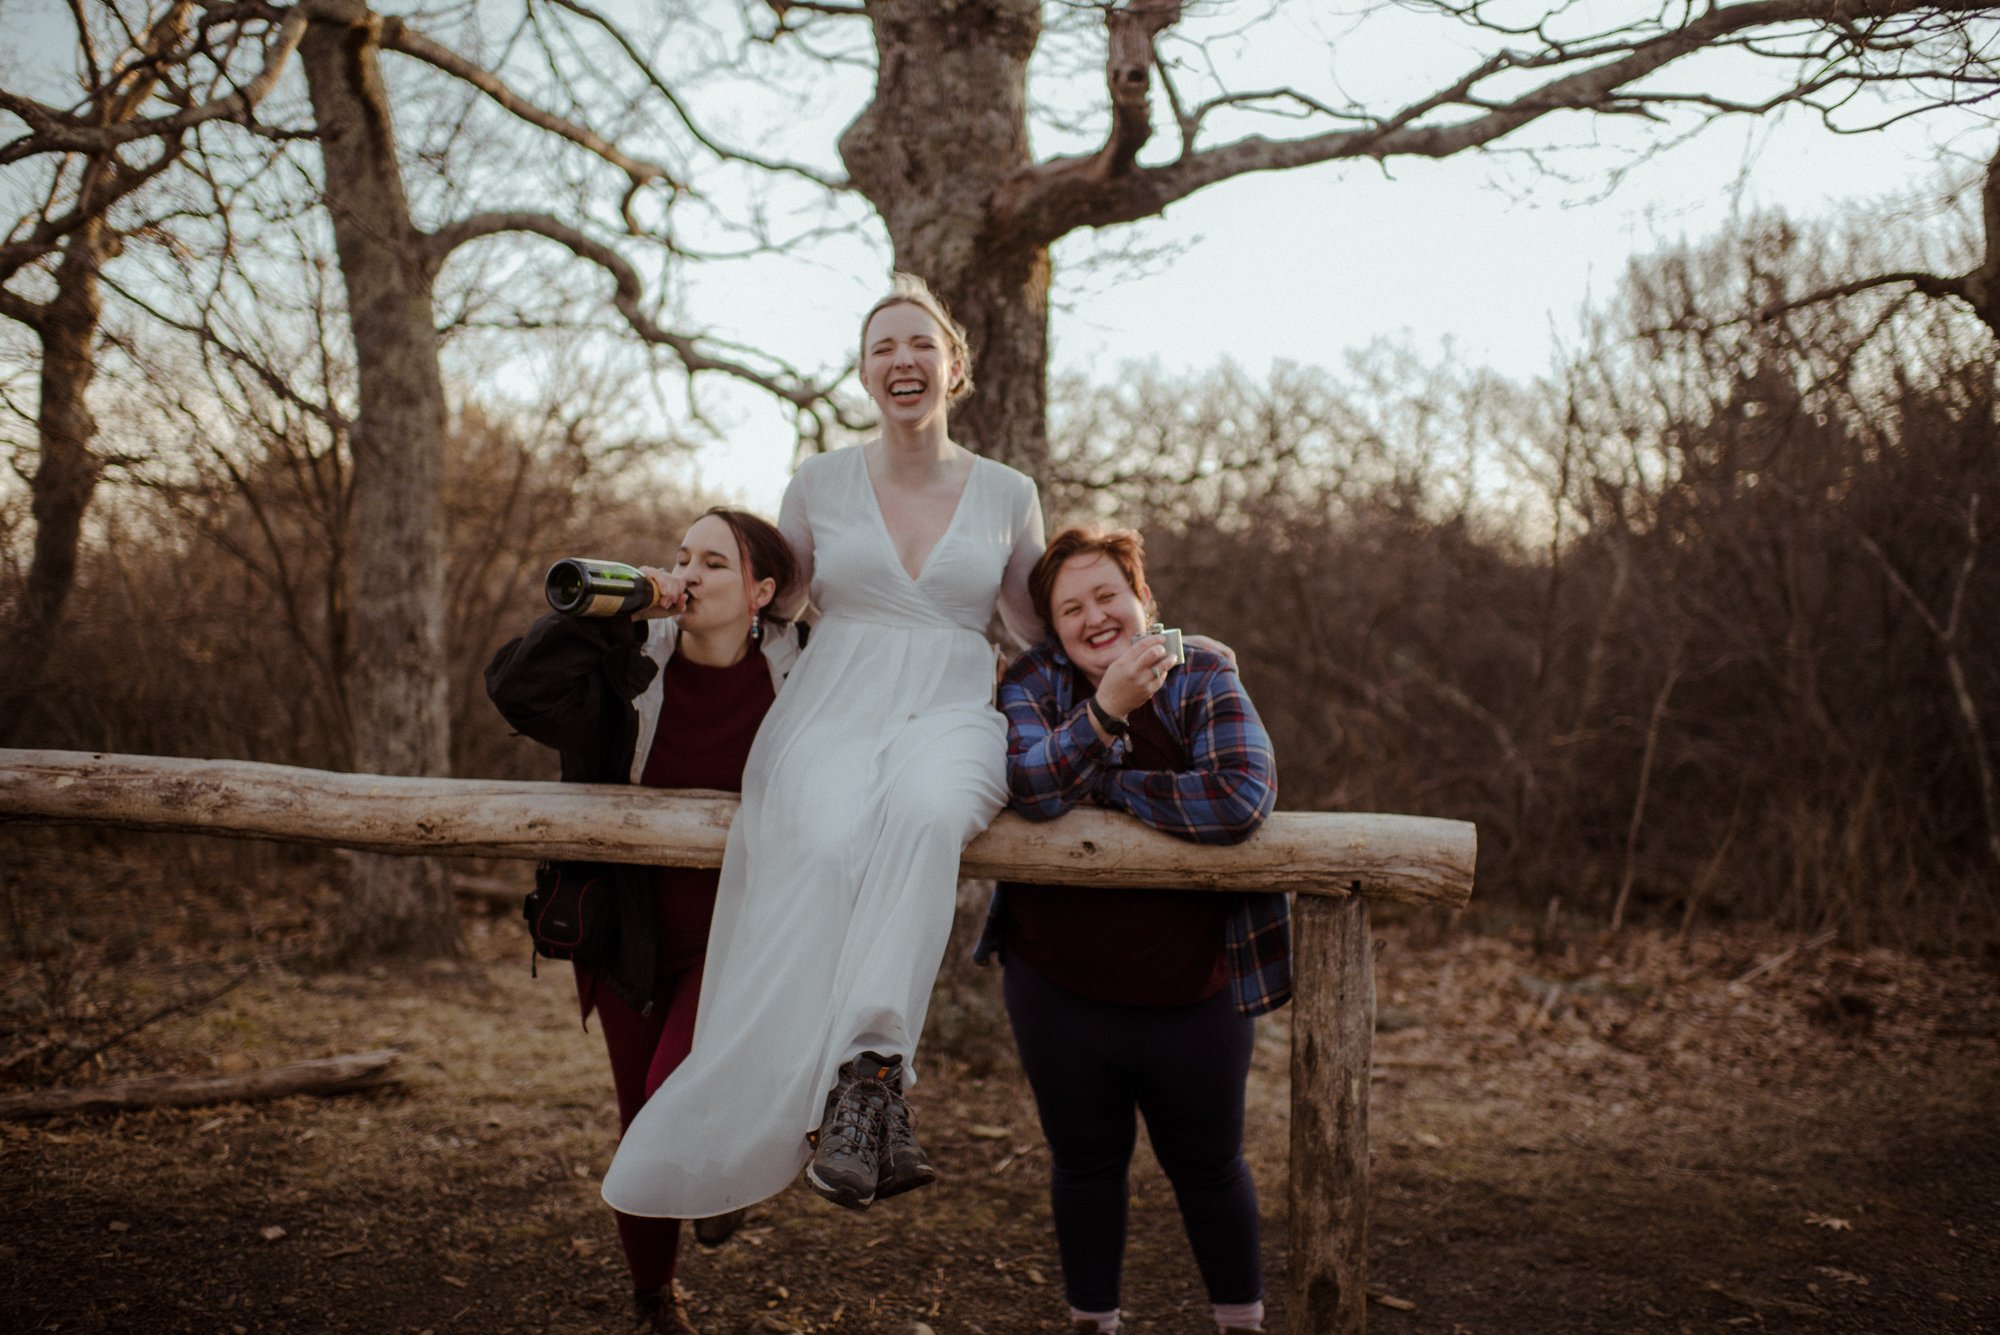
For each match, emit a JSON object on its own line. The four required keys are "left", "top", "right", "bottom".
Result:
{"left": 579, "top": 960, "right": 704, "bottom": 1294}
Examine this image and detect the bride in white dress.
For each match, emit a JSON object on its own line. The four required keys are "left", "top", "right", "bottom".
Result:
{"left": 602, "top": 274, "right": 1046, "bottom": 1220}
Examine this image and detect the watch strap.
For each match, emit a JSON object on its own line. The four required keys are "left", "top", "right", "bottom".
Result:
{"left": 1087, "top": 695, "right": 1130, "bottom": 738}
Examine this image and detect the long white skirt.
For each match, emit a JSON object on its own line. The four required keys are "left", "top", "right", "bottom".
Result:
{"left": 600, "top": 616, "right": 1005, "bottom": 1218}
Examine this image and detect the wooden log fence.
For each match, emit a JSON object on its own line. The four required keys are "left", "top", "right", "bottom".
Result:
{"left": 0, "top": 748, "right": 1477, "bottom": 1334}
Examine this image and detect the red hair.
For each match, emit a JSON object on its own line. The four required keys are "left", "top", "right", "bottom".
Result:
{"left": 1028, "top": 526, "right": 1150, "bottom": 630}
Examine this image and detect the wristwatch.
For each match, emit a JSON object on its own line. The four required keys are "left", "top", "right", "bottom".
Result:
{"left": 1087, "top": 695, "right": 1130, "bottom": 738}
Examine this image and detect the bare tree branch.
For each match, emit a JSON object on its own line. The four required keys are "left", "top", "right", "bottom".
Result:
{"left": 765, "top": 0, "right": 868, "bottom": 20}
{"left": 994, "top": 0, "right": 1997, "bottom": 248}
{"left": 372, "top": 8, "right": 685, "bottom": 223}
{"left": 0, "top": 5, "right": 310, "bottom": 166}
{"left": 422, "top": 210, "right": 862, "bottom": 426}
{"left": 1756, "top": 143, "right": 2000, "bottom": 336}
{"left": 541, "top": 0, "right": 850, "bottom": 191}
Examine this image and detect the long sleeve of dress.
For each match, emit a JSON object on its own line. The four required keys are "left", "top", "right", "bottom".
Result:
{"left": 777, "top": 462, "right": 817, "bottom": 620}
{"left": 994, "top": 487, "right": 1047, "bottom": 652}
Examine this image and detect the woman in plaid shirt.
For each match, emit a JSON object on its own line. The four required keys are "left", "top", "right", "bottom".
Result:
{"left": 978, "top": 525, "right": 1289, "bottom": 1335}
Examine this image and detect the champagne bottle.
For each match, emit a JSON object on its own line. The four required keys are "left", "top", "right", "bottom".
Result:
{"left": 544, "top": 558, "right": 655, "bottom": 618}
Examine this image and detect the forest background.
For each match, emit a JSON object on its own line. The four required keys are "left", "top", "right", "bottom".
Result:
{"left": 4, "top": 0, "right": 1995, "bottom": 955}
{"left": 3, "top": 3, "right": 1999, "bottom": 1331}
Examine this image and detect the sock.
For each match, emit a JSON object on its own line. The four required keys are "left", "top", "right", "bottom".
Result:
{"left": 1069, "top": 1306, "right": 1121, "bottom": 1332}
{"left": 1214, "top": 1298, "right": 1265, "bottom": 1331}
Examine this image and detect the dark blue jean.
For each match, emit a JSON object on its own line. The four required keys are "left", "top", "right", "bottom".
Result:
{"left": 1002, "top": 959, "right": 1264, "bottom": 1312}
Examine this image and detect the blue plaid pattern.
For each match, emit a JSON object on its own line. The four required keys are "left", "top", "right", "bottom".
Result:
{"left": 974, "top": 639, "right": 1292, "bottom": 1016}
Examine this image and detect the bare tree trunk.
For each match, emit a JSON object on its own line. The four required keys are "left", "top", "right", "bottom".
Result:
{"left": 0, "top": 231, "right": 106, "bottom": 721}
{"left": 942, "top": 249, "right": 1052, "bottom": 484}
{"left": 840, "top": 0, "right": 1053, "bottom": 484}
{"left": 300, "top": 1, "right": 458, "bottom": 961}
{"left": 0, "top": 5, "right": 192, "bottom": 731}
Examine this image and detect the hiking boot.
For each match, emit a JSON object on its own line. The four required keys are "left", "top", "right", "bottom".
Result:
{"left": 804, "top": 1051, "right": 898, "bottom": 1210}
{"left": 874, "top": 1069, "right": 935, "bottom": 1200}
{"left": 632, "top": 1283, "right": 699, "bottom": 1335}
{"left": 692, "top": 1206, "right": 746, "bottom": 1248}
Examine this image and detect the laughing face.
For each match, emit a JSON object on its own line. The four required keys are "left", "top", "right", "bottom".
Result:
{"left": 1049, "top": 551, "right": 1152, "bottom": 685}
{"left": 862, "top": 302, "right": 963, "bottom": 428}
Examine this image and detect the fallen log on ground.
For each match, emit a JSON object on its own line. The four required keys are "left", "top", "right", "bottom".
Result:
{"left": 0, "top": 1049, "right": 403, "bottom": 1120}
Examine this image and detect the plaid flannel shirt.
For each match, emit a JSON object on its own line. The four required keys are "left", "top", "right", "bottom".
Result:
{"left": 973, "top": 639, "right": 1292, "bottom": 1016}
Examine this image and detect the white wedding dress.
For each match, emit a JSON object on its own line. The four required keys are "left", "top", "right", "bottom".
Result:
{"left": 601, "top": 444, "right": 1045, "bottom": 1218}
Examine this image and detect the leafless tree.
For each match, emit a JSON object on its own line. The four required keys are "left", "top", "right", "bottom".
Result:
{"left": 702, "top": 0, "right": 2000, "bottom": 478}
{"left": 3, "top": 0, "right": 855, "bottom": 959}
{"left": 0, "top": 2, "right": 200, "bottom": 696}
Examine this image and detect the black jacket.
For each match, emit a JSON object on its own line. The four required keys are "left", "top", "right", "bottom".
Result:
{"left": 486, "top": 613, "right": 665, "bottom": 1012}
{"left": 485, "top": 612, "right": 802, "bottom": 1012}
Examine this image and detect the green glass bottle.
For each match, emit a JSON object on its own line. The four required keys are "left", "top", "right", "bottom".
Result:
{"left": 544, "top": 558, "right": 654, "bottom": 618}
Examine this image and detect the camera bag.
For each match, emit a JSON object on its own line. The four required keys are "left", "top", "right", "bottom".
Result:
{"left": 523, "top": 860, "right": 615, "bottom": 962}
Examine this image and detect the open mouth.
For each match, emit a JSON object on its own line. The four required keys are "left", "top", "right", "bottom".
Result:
{"left": 888, "top": 378, "right": 925, "bottom": 402}
{"left": 1083, "top": 626, "right": 1123, "bottom": 651}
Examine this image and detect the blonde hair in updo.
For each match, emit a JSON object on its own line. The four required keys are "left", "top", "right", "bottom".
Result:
{"left": 858, "top": 271, "right": 975, "bottom": 404}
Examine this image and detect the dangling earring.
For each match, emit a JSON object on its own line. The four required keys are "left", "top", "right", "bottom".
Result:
{"left": 749, "top": 610, "right": 763, "bottom": 645}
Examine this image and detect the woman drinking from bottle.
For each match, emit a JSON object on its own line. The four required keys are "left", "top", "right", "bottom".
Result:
{"left": 485, "top": 508, "right": 802, "bottom": 1335}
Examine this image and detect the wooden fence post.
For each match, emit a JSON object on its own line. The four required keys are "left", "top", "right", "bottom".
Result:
{"left": 1288, "top": 889, "right": 1375, "bottom": 1334}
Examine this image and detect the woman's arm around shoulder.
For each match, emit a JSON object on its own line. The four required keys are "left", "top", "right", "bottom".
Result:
{"left": 1094, "top": 644, "right": 1277, "bottom": 845}
{"left": 998, "top": 642, "right": 1111, "bottom": 821}
{"left": 775, "top": 452, "right": 832, "bottom": 620}
{"left": 484, "top": 612, "right": 659, "bottom": 752}
{"left": 992, "top": 467, "right": 1047, "bottom": 652}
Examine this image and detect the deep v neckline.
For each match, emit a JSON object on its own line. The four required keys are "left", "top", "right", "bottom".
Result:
{"left": 858, "top": 446, "right": 982, "bottom": 585}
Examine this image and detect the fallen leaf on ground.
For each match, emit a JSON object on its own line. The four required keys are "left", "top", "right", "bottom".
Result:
{"left": 1805, "top": 1213, "right": 1853, "bottom": 1230}
{"left": 968, "top": 1124, "right": 1011, "bottom": 1140}
{"left": 1368, "top": 1289, "right": 1418, "bottom": 1311}
{"left": 259, "top": 1226, "right": 285, "bottom": 1242}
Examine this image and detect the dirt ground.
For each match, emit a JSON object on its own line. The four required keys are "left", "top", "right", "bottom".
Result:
{"left": 3, "top": 837, "right": 1998, "bottom": 1334}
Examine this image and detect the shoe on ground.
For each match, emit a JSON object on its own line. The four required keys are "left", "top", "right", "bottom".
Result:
{"left": 692, "top": 1206, "right": 746, "bottom": 1248}
{"left": 874, "top": 1064, "right": 935, "bottom": 1200}
{"left": 804, "top": 1051, "right": 897, "bottom": 1210}
{"left": 631, "top": 1283, "right": 699, "bottom": 1335}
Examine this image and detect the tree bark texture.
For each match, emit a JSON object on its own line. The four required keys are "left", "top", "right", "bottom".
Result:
{"left": 299, "top": 2, "right": 457, "bottom": 961}
{"left": 0, "top": 749, "right": 1479, "bottom": 908}
{"left": 3, "top": 231, "right": 106, "bottom": 713}
{"left": 841, "top": 0, "right": 1054, "bottom": 482}
{"left": 1289, "top": 892, "right": 1375, "bottom": 1335}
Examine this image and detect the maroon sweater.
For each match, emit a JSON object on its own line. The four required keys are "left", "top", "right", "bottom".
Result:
{"left": 635, "top": 649, "right": 776, "bottom": 975}
{"left": 1000, "top": 684, "right": 1231, "bottom": 1007}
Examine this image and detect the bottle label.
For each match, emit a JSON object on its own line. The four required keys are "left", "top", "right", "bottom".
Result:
{"left": 585, "top": 592, "right": 630, "bottom": 618}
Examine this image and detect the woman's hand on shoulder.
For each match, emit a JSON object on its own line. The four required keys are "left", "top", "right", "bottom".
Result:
{"left": 629, "top": 566, "right": 688, "bottom": 620}
{"left": 1183, "top": 633, "right": 1237, "bottom": 671}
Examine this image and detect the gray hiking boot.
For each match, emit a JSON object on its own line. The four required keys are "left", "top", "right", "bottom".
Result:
{"left": 874, "top": 1062, "right": 935, "bottom": 1199}
{"left": 804, "top": 1051, "right": 898, "bottom": 1210}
